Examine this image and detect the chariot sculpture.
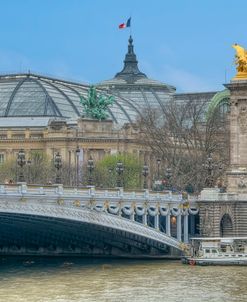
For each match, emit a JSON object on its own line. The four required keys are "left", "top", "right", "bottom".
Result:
{"left": 232, "top": 43, "right": 247, "bottom": 79}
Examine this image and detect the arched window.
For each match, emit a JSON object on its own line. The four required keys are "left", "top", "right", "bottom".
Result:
{"left": 220, "top": 214, "right": 233, "bottom": 237}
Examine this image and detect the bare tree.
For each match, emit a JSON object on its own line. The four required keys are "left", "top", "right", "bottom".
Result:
{"left": 138, "top": 98, "right": 229, "bottom": 193}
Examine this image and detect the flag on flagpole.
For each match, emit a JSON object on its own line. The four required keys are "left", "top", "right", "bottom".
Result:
{"left": 118, "top": 17, "right": 131, "bottom": 29}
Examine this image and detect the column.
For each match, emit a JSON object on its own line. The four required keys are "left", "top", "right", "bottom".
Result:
{"left": 130, "top": 212, "right": 135, "bottom": 222}
{"left": 142, "top": 210, "right": 147, "bottom": 226}
{"left": 184, "top": 214, "right": 189, "bottom": 243}
{"left": 154, "top": 214, "right": 159, "bottom": 230}
{"left": 177, "top": 214, "right": 182, "bottom": 241}
{"left": 166, "top": 212, "right": 171, "bottom": 236}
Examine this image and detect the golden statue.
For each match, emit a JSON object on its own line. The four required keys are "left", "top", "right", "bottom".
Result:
{"left": 232, "top": 43, "right": 247, "bottom": 79}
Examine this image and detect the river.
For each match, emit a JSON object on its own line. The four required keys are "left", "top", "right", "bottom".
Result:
{"left": 0, "top": 257, "right": 246, "bottom": 302}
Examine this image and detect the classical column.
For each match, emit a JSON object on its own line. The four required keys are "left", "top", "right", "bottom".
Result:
{"left": 166, "top": 212, "right": 171, "bottom": 236}
{"left": 177, "top": 214, "right": 182, "bottom": 241}
{"left": 154, "top": 213, "right": 159, "bottom": 230}
{"left": 184, "top": 214, "right": 189, "bottom": 243}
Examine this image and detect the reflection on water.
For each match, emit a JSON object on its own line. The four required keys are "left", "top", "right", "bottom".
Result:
{"left": 0, "top": 257, "right": 246, "bottom": 302}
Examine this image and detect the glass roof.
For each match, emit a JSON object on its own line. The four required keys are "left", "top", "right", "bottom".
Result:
{"left": 0, "top": 73, "right": 140, "bottom": 126}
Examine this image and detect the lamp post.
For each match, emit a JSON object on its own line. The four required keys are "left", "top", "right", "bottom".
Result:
{"left": 26, "top": 159, "right": 32, "bottom": 183}
{"left": 17, "top": 149, "right": 26, "bottom": 182}
{"left": 165, "top": 167, "right": 172, "bottom": 190}
{"left": 108, "top": 168, "right": 113, "bottom": 188}
{"left": 87, "top": 156, "right": 94, "bottom": 186}
{"left": 142, "top": 163, "right": 149, "bottom": 189}
{"left": 54, "top": 152, "right": 62, "bottom": 184}
{"left": 75, "top": 145, "right": 80, "bottom": 187}
{"left": 157, "top": 158, "right": 161, "bottom": 180}
{"left": 116, "top": 161, "right": 124, "bottom": 188}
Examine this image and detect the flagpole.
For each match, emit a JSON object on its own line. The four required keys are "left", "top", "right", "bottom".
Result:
{"left": 130, "top": 14, "right": 132, "bottom": 36}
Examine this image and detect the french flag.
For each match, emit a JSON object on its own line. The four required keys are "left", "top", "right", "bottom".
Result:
{"left": 119, "top": 17, "right": 131, "bottom": 29}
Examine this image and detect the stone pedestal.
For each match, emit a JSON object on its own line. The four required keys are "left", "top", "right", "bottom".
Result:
{"left": 225, "top": 79, "right": 247, "bottom": 192}
{"left": 198, "top": 79, "right": 247, "bottom": 237}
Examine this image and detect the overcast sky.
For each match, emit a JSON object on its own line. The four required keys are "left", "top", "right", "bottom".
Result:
{"left": 0, "top": 0, "right": 246, "bottom": 92}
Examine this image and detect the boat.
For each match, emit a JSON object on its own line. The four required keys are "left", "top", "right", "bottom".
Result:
{"left": 182, "top": 237, "right": 247, "bottom": 265}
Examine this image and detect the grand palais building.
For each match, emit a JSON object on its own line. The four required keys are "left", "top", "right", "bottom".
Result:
{"left": 0, "top": 36, "right": 229, "bottom": 184}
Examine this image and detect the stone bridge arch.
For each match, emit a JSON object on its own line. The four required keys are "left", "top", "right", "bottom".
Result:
{"left": 0, "top": 200, "right": 183, "bottom": 257}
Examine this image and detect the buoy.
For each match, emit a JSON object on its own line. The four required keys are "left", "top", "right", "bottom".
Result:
{"left": 189, "top": 259, "right": 196, "bottom": 266}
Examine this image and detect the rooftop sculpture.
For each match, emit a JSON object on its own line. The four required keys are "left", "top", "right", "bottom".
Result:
{"left": 232, "top": 43, "right": 247, "bottom": 79}
{"left": 80, "top": 86, "right": 114, "bottom": 120}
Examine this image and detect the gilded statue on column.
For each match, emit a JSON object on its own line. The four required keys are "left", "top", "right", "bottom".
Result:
{"left": 232, "top": 43, "right": 247, "bottom": 79}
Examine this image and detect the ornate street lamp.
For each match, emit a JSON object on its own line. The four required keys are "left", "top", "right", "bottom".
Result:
{"left": 157, "top": 158, "right": 161, "bottom": 180}
{"left": 165, "top": 167, "right": 172, "bottom": 190}
{"left": 116, "top": 161, "right": 124, "bottom": 188}
{"left": 26, "top": 159, "right": 32, "bottom": 183}
{"left": 17, "top": 149, "right": 26, "bottom": 182}
{"left": 87, "top": 155, "right": 94, "bottom": 186}
{"left": 75, "top": 145, "right": 80, "bottom": 187}
{"left": 108, "top": 167, "right": 113, "bottom": 187}
{"left": 54, "top": 152, "right": 62, "bottom": 184}
{"left": 142, "top": 163, "right": 149, "bottom": 189}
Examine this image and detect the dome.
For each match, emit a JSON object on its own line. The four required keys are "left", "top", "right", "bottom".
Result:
{"left": 96, "top": 36, "right": 176, "bottom": 113}
{"left": 0, "top": 73, "right": 140, "bottom": 126}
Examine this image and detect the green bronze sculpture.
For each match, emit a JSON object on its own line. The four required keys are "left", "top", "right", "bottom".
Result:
{"left": 80, "top": 86, "right": 114, "bottom": 120}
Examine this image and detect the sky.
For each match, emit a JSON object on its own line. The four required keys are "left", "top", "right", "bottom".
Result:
{"left": 0, "top": 0, "right": 246, "bottom": 92}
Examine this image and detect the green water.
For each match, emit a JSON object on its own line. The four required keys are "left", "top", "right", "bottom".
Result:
{"left": 0, "top": 257, "right": 246, "bottom": 302}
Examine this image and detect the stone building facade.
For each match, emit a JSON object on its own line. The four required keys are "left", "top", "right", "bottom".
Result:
{"left": 0, "top": 36, "right": 225, "bottom": 186}
{"left": 199, "top": 79, "right": 247, "bottom": 237}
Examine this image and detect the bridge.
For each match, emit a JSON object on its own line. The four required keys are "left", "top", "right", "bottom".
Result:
{"left": 0, "top": 183, "right": 199, "bottom": 258}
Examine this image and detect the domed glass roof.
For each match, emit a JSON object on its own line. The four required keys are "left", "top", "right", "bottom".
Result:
{"left": 96, "top": 36, "right": 176, "bottom": 112}
{"left": 0, "top": 73, "right": 140, "bottom": 126}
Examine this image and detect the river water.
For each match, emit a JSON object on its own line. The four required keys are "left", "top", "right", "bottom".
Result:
{"left": 0, "top": 257, "right": 246, "bottom": 302}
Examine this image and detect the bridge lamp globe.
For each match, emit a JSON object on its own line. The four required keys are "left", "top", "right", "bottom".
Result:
{"left": 171, "top": 216, "right": 177, "bottom": 225}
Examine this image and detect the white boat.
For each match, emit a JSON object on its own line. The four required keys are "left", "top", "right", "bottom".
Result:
{"left": 182, "top": 237, "right": 247, "bottom": 265}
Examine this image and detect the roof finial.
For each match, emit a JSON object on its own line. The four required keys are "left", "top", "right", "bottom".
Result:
{"left": 128, "top": 35, "right": 134, "bottom": 54}
{"left": 115, "top": 35, "right": 147, "bottom": 83}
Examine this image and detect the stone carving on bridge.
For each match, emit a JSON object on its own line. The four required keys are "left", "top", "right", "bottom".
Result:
{"left": 201, "top": 208, "right": 212, "bottom": 236}
{"left": 232, "top": 43, "right": 247, "bottom": 79}
{"left": 238, "top": 105, "right": 247, "bottom": 133}
{"left": 238, "top": 175, "right": 247, "bottom": 189}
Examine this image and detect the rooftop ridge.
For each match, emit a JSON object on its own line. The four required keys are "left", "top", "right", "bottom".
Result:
{"left": 0, "top": 72, "right": 90, "bottom": 88}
